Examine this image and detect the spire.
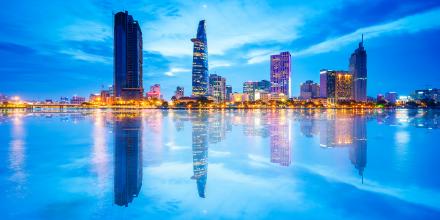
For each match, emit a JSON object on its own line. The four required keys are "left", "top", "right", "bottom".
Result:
{"left": 359, "top": 34, "right": 364, "bottom": 48}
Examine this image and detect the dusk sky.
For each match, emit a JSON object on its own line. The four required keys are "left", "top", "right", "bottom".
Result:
{"left": 1, "top": 0, "right": 440, "bottom": 100}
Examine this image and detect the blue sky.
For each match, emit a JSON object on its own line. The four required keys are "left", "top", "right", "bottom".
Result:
{"left": 1, "top": 0, "right": 440, "bottom": 100}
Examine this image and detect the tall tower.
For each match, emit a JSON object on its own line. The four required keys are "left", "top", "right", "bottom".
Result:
{"left": 114, "top": 11, "right": 143, "bottom": 100}
{"left": 270, "top": 52, "right": 291, "bottom": 97}
{"left": 191, "top": 20, "right": 209, "bottom": 97}
{"left": 349, "top": 35, "right": 367, "bottom": 102}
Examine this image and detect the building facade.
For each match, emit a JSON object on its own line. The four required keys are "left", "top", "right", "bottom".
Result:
{"left": 191, "top": 20, "right": 209, "bottom": 97}
{"left": 174, "top": 86, "right": 184, "bottom": 100}
{"left": 270, "top": 52, "right": 291, "bottom": 97}
{"left": 209, "top": 74, "right": 226, "bottom": 102}
{"left": 335, "top": 72, "right": 353, "bottom": 102}
{"left": 114, "top": 11, "right": 143, "bottom": 100}
{"left": 349, "top": 36, "right": 367, "bottom": 102}
{"left": 146, "top": 84, "right": 161, "bottom": 99}
{"left": 321, "top": 70, "right": 353, "bottom": 103}
{"left": 300, "top": 80, "right": 320, "bottom": 100}
{"left": 225, "top": 85, "right": 232, "bottom": 101}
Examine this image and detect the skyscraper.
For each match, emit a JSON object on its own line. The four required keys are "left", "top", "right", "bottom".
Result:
{"left": 270, "top": 52, "right": 291, "bottom": 97}
{"left": 209, "top": 74, "right": 226, "bottom": 102}
{"left": 114, "top": 11, "right": 143, "bottom": 100}
{"left": 350, "top": 35, "right": 367, "bottom": 102}
{"left": 191, "top": 20, "right": 209, "bottom": 97}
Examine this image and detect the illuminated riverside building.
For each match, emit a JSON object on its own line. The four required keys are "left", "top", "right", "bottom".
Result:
{"left": 191, "top": 112, "right": 209, "bottom": 198}
{"left": 335, "top": 72, "right": 353, "bottom": 101}
{"left": 320, "top": 70, "right": 353, "bottom": 103}
{"left": 209, "top": 74, "right": 226, "bottom": 102}
{"left": 226, "top": 85, "right": 232, "bottom": 101}
{"left": 174, "top": 86, "right": 184, "bottom": 100}
{"left": 114, "top": 114, "right": 143, "bottom": 206}
{"left": 300, "top": 80, "right": 320, "bottom": 100}
{"left": 146, "top": 84, "right": 161, "bottom": 99}
{"left": 70, "top": 96, "right": 85, "bottom": 104}
{"left": 191, "top": 20, "right": 209, "bottom": 97}
{"left": 270, "top": 52, "right": 292, "bottom": 97}
{"left": 114, "top": 11, "right": 144, "bottom": 100}
{"left": 350, "top": 36, "right": 367, "bottom": 102}
{"left": 269, "top": 112, "right": 292, "bottom": 166}
{"left": 412, "top": 88, "right": 439, "bottom": 101}
{"left": 385, "top": 92, "right": 398, "bottom": 104}
{"left": 243, "top": 80, "right": 271, "bottom": 101}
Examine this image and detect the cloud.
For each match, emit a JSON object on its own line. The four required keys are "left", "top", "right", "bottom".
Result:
{"left": 62, "top": 20, "right": 112, "bottom": 42}
{"left": 295, "top": 7, "right": 440, "bottom": 57}
{"left": 142, "top": 1, "right": 303, "bottom": 57}
{"left": 246, "top": 48, "right": 280, "bottom": 64}
{"left": 210, "top": 60, "right": 232, "bottom": 69}
{"left": 60, "top": 49, "right": 112, "bottom": 64}
{"left": 164, "top": 67, "right": 191, "bottom": 76}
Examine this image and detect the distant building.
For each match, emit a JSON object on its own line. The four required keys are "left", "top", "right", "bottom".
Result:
{"left": 300, "top": 80, "right": 320, "bottom": 100}
{"left": 174, "top": 86, "right": 184, "bottom": 100}
{"left": 114, "top": 11, "right": 143, "bottom": 100}
{"left": 232, "top": 93, "right": 249, "bottom": 102}
{"left": 335, "top": 72, "right": 353, "bottom": 102}
{"left": 243, "top": 80, "right": 272, "bottom": 101}
{"left": 191, "top": 20, "right": 209, "bottom": 97}
{"left": 89, "top": 93, "right": 100, "bottom": 102}
{"left": 209, "top": 74, "right": 226, "bottom": 102}
{"left": 243, "top": 81, "right": 258, "bottom": 101}
{"left": 349, "top": 35, "right": 367, "bottom": 102}
{"left": 60, "top": 97, "right": 69, "bottom": 104}
{"left": 70, "top": 96, "right": 85, "bottom": 104}
{"left": 0, "top": 94, "right": 7, "bottom": 102}
{"left": 320, "top": 69, "right": 328, "bottom": 98}
{"left": 257, "top": 80, "right": 271, "bottom": 92}
{"left": 412, "top": 88, "right": 440, "bottom": 101}
{"left": 377, "top": 94, "right": 385, "bottom": 102}
{"left": 385, "top": 92, "right": 398, "bottom": 104}
{"left": 321, "top": 70, "right": 353, "bottom": 103}
{"left": 100, "top": 90, "right": 111, "bottom": 104}
{"left": 146, "top": 84, "right": 161, "bottom": 99}
{"left": 270, "top": 52, "right": 291, "bottom": 97}
{"left": 225, "top": 85, "right": 232, "bottom": 101}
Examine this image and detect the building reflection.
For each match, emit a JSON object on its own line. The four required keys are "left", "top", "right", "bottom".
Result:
{"left": 191, "top": 111, "right": 209, "bottom": 198}
{"left": 350, "top": 115, "right": 367, "bottom": 182}
{"left": 113, "top": 112, "right": 143, "bottom": 207}
{"left": 268, "top": 111, "right": 292, "bottom": 166}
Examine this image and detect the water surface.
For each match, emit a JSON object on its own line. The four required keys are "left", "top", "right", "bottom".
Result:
{"left": 0, "top": 109, "right": 439, "bottom": 219}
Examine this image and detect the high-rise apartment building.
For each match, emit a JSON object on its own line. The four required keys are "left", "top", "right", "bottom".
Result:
{"left": 270, "top": 52, "right": 291, "bottom": 97}
{"left": 114, "top": 11, "right": 143, "bottom": 100}
{"left": 300, "top": 80, "right": 320, "bottom": 100}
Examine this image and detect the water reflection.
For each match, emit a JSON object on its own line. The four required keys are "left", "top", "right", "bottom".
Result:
{"left": 113, "top": 113, "right": 143, "bottom": 207}
{"left": 191, "top": 111, "right": 209, "bottom": 198}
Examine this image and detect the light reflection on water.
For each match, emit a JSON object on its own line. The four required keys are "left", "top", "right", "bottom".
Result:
{"left": 0, "top": 109, "right": 439, "bottom": 219}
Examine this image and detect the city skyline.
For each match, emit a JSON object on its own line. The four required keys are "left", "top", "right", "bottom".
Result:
{"left": 1, "top": 1, "right": 440, "bottom": 100}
